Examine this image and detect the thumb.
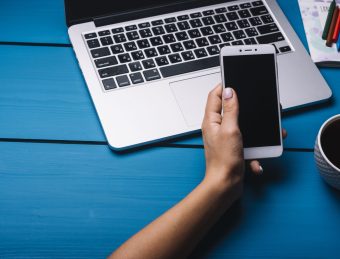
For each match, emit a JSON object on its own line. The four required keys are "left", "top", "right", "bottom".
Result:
{"left": 221, "top": 87, "right": 239, "bottom": 129}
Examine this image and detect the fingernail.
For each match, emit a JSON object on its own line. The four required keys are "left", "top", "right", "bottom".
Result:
{"left": 223, "top": 87, "right": 233, "bottom": 100}
{"left": 259, "top": 166, "right": 264, "bottom": 175}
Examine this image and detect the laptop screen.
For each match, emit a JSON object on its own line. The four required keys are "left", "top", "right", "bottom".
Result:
{"left": 65, "top": 0, "right": 229, "bottom": 26}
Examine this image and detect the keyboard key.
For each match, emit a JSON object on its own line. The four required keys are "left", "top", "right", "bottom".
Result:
{"left": 137, "top": 39, "right": 150, "bottom": 49}
{"left": 244, "top": 38, "right": 257, "bottom": 45}
{"left": 252, "top": 1, "right": 264, "bottom": 6}
{"left": 160, "top": 56, "right": 219, "bottom": 77}
{"left": 181, "top": 51, "right": 195, "bottom": 61}
{"left": 257, "top": 23, "right": 279, "bottom": 34}
{"left": 219, "top": 43, "right": 231, "bottom": 48}
{"left": 98, "top": 30, "right": 110, "bottom": 36}
{"left": 214, "top": 14, "right": 227, "bottom": 23}
{"left": 261, "top": 14, "right": 274, "bottom": 24}
{"left": 190, "top": 12, "right": 202, "bottom": 18}
{"left": 138, "top": 22, "right": 151, "bottom": 28}
{"left": 256, "top": 32, "right": 284, "bottom": 44}
{"left": 170, "top": 42, "right": 184, "bottom": 52}
{"left": 158, "top": 45, "right": 171, "bottom": 55}
{"left": 225, "top": 22, "right": 238, "bottom": 31}
{"left": 178, "top": 15, "right": 189, "bottom": 21}
{"left": 112, "top": 28, "right": 124, "bottom": 34}
{"left": 240, "top": 3, "right": 252, "bottom": 9}
{"left": 165, "top": 24, "right": 178, "bottom": 33}
{"left": 220, "top": 32, "right": 234, "bottom": 42}
{"left": 228, "top": 5, "right": 239, "bottom": 11}
{"left": 250, "top": 6, "right": 268, "bottom": 16}
{"left": 249, "top": 17, "right": 263, "bottom": 26}
{"left": 188, "top": 29, "right": 201, "bottom": 38}
{"left": 215, "top": 7, "right": 227, "bottom": 13}
{"left": 177, "top": 21, "right": 190, "bottom": 31}
{"left": 233, "top": 30, "right": 246, "bottom": 39}
{"left": 100, "top": 36, "right": 113, "bottom": 46}
{"left": 168, "top": 53, "right": 182, "bottom": 63}
{"left": 226, "top": 12, "right": 239, "bottom": 21}
{"left": 183, "top": 40, "right": 196, "bottom": 49}
{"left": 118, "top": 53, "right": 132, "bottom": 63}
{"left": 140, "top": 29, "right": 152, "bottom": 38}
{"left": 207, "top": 45, "right": 220, "bottom": 55}
{"left": 232, "top": 40, "right": 244, "bottom": 45}
{"left": 130, "top": 72, "right": 144, "bottom": 84}
{"left": 208, "top": 35, "right": 221, "bottom": 44}
{"left": 143, "top": 69, "right": 161, "bottom": 81}
{"left": 98, "top": 64, "right": 128, "bottom": 78}
{"left": 113, "top": 34, "right": 127, "bottom": 43}
{"left": 84, "top": 32, "right": 97, "bottom": 39}
{"left": 144, "top": 48, "right": 158, "bottom": 58}
{"left": 152, "top": 26, "right": 166, "bottom": 35}
{"left": 165, "top": 17, "right": 176, "bottom": 23}
{"left": 91, "top": 47, "right": 110, "bottom": 58}
{"left": 163, "top": 34, "right": 176, "bottom": 43}
{"left": 194, "top": 48, "right": 208, "bottom": 58}
{"left": 87, "top": 39, "right": 100, "bottom": 49}
{"left": 155, "top": 56, "right": 169, "bottom": 66}
{"left": 116, "top": 75, "right": 130, "bottom": 87}
{"left": 131, "top": 50, "right": 145, "bottom": 60}
{"left": 142, "top": 59, "right": 156, "bottom": 69}
{"left": 129, "top": 61, "right": 143, "bottom": 72}
{"left": 127, "top": 31, "right": 140, "bottom": 40}
{"left": 201, "top": 26, "right": 214, "bottom": 36}
{"left": 125, "top": 25, "right": 137, "bottom": 31}
{"left": 102, "top": 78, "right": 117, "bottom": 90}
{"left": 204, "top": 10, "right": 215, "bottom": 16}
{"left": 238, "top": 9, "right": 251, "bottom": 18}
{"left": 190, "top": 19, "right": 203, "bottom": 28}
{"left": 202, "top": 16, "right": 215, "bottom": 26}
{"left": 94, "top": 56, "right": 118, "bottom": 68}
{"left": 111, "top": 44, "right": 124, "bottom": 54}
{"left": 151, "top": 20, "right": 163, "bottom": 26}
{"left": 213, "top": 24, "right": 226, "bottom": 33}
{"left": 237, "top": 19, "right": 250, "bottom": 29}
{"left": 279, "top": 46, "right": 292, "bottom": 53}
{"left": 175, "top": 31, "right": 189, "bottom": 41}
{"left": 150, "top": 36, "right": 163, "bottom": 46}
{"left": 245, "top": 27, "right": 258, "bottom": 37}
{"left": 124, "top": 42, "right": 137, "bottom": 51}
{"left": 196, "top": 37, "right": 209, "bottom": 47}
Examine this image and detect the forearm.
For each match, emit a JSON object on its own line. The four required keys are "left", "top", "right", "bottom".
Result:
{"left": 109, "top": 176, "right": 236, "bottom": 259}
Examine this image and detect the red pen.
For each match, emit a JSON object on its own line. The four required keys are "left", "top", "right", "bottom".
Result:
{"left": 333, "top": 9, "right": 340, "bottom": 42}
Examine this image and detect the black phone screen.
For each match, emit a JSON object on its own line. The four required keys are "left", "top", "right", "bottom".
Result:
{"left": 223, "top": 54, "right": 281, "bottom": 148}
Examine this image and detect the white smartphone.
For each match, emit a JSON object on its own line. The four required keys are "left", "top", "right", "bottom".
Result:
{"left": 220, "top": 44, "right": 283, "bottom": 160}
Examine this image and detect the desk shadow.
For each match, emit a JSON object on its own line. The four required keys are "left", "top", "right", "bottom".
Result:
{"left": 322, "top": 180, "right": 340, "bottom": 202}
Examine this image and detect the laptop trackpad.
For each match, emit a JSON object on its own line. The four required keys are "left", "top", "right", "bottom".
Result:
{"left": 170, "top": 72, "right": 221, "bottom": 127}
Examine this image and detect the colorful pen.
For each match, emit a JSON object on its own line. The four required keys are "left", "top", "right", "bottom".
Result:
{"left": 323, "top": 0, "right": 336, "bottom": 40}
{"left": 337, "top": 36, "right": 340, "bottom": 51}
{"left": 326, "top": 6, "right": 339, "bottom": 47}
{"left": 332, "top": 9, "right": 340, "bottom": 42}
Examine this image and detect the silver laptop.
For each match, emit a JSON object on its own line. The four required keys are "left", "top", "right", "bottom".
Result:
{"left": 65, "top": 0, "right": 332, "bottom": 150}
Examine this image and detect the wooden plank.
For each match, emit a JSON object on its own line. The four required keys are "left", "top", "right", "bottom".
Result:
{"left": 1, "top": 143, "right": 340, "bottom": 257}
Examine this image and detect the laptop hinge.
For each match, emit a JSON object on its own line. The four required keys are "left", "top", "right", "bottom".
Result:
{"left": 93, "top": 0, "right": 227, "bottom": 27}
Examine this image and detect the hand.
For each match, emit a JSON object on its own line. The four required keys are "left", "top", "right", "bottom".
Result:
{"left": 201, "top": 85, "right": 244, "bottom": 200}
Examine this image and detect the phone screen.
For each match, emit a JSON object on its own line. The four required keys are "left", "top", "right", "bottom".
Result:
{"left": 223, "top": 54, "right": 281, "bottom": 148}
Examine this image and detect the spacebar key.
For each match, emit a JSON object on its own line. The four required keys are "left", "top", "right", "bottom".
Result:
{"left": 160, "top": 56, "right": 220, "bottom": 78}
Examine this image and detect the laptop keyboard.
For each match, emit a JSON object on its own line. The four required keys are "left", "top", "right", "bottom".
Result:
{"left": 83, "top": 0, "right": 292, "bottom": 91}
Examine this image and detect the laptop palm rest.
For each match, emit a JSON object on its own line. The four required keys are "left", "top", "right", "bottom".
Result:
{"left": 170, "top": 72, "right": 221, "bottom": 127}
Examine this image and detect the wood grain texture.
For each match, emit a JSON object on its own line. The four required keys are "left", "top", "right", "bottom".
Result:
{"left": 1, "top": 143, "right": 340, "bottom": 258}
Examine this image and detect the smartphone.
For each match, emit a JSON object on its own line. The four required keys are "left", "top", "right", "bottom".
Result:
{"left": 220, "top": 44, "right": 283, "bottom": 160}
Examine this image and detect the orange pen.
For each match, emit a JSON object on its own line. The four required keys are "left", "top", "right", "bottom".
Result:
{"left": 333, "top": 9, "right": 340, "bottom": 42}
{"left": 326, "top": 6, "right": 339, "bottom": 47}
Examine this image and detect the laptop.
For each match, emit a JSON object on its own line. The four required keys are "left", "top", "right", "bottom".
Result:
{"left": 65, "top": 0, "right": 332, "bottom": 150}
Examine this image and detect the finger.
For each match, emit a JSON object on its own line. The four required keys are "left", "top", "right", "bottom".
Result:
{"left": 249, "top": 160, "right": 263, "bottom": 175}
{"left": 282, "top": 128, "right": 287, "bottom": 139}
{"left": 204, "top": 84, "right": 223, "bottom": 115}
{"left": 221, "top": 87, "right": 239, "bottom": 129}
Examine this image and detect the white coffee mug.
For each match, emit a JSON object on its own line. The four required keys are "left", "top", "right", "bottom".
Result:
{"left": 314, "top": 114, "right": 340, "bottom": 190}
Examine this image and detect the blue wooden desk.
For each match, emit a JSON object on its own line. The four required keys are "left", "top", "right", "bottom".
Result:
{"left": 1, "top": 0, "right": 340, "bottom": 258}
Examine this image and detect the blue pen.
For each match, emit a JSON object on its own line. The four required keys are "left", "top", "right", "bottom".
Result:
{"left": 337, "top": 37, "right": 340, "bottom": 51}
